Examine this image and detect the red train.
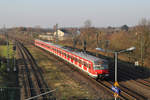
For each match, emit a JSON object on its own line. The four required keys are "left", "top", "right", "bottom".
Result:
{"left": 35, "top": 39, "right": 109, "bottom": 79}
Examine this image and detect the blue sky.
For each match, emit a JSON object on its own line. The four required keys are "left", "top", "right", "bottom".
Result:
{"left": 0, "top": 0, "right": 150, "bottom": 28}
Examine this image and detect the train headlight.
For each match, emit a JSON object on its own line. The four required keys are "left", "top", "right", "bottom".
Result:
{"left": 105, "top": 74, "right": 109, "bottom": 76}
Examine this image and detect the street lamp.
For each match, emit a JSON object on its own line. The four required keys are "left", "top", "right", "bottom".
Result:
{"left": 96, "top": 46, "right": 135, "bottom": 99}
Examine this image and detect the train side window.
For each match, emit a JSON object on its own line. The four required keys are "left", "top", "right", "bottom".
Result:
{"left": 78, "top": 59, "right": 80, "bottom": 64}
{"left": 83, "top": 61, "right": 85, "bottom": 65}
{"left": 73, "top": 56, "right": 75, "bottom": 61}
{"left": 70, "top": 55, "right": 72, "bottom": 60}
{"left": 72, "top": 56, "right": 74, "bottom": 60}
{"left": 79, "top": 60, "right": 81, "bottom": 64}
{"left": 81, "top": 60, "right": 84, "bottom": 65}
{"left": 67, "top": 54, "right": 69, "bottom": 58}
{"left": 68, "top": 54, "right": 70, "bottom": 58}
{"left": 85, "top": 62, "right": 87, "bottom": 67}
{"left": 64, "top": 53, "right": 66, "bottom": 57}
{"left": 84, "top": 62, "right": 87, "bottom": 67}
{"left": 86, "top": 62, "right": 88, "bottom": 67}
{"left": 75, "top": 57, "right": 77, "bottom": 61}
{"left": 76, "top": 58, "right": 78, "bottom": 63}
{"left": 80, "top": 60, "right": 82, "bottom": 64}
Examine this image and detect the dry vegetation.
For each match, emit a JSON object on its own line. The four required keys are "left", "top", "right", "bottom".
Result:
{"left": 59, "top": 19, "right": 150, "bottom": 68}
{"left": 3, "top": 18, "right": 150, "bottom": 68}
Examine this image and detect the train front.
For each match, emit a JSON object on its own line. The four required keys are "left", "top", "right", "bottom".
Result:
{"left": 93, "top": 60, "right": 109, "bottom": 79}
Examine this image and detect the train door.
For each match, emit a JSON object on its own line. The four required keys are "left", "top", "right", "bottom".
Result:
{"left": 88, "top": 62, "right": 92, "bottom": 73}
{"left": 83, "top": 61, "right": 87, "bottom": 71}
{"left": 79, "top": 59, "right": 83, "bottom": 68}
{"left": 62, "top": 51, "right": 64, "bottom": 58}
{"left": 74, "top": 57, "right": 78, "bottom": 65}
{"left": 59, "top": 50, "right": 61, "bottom": 56}
{"left": 67, "top": 53, "right": 69, "bottom": 61}
{"left": 64, "top": 52, "right": 67, "bottom": 59}
{"left": 71, "top": 55, "right": 74, "bottom": 63}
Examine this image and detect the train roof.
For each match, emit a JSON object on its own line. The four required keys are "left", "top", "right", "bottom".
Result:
{"left": 35, "top": 39, "right": 107, "bottom": 63}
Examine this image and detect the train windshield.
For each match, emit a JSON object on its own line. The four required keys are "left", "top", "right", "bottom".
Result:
{"left": 94, "top": 60, "right": 108, "bottom": 70}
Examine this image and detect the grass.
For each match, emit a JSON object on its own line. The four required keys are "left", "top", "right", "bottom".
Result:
{"left": 0, "top": 42, "right": 19, "bottom": 100}
{"left": 0, "top": 44, "right": 14, "bottom": 58}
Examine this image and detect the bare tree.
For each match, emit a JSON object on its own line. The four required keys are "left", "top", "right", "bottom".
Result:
{"left": 84, "top": 19, "right": 92, "bottom": 28}
{"left": 135, "top": 18, "right": 150, "bottom": 66}
{"left": 82, "top": 19, "right": 92, "bottom": 42}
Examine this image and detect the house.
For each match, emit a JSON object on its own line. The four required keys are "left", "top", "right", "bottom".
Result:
{"left": 53, "top": 29, "right": 70, "bottom": 40}
{"left": 46, "top": 32, "right": 53, "bottom": 35}
{"left": 38, "top": 35, "right": 53, "bottom": 40}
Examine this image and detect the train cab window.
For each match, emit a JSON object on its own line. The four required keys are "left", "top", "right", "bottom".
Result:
{"left": 94, "top": 60, "right": 108, "bottom": 70}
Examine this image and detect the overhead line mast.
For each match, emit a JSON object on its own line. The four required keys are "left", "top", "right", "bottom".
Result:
{"left": 4, "top": 25, "right": 10, "bottom": 72}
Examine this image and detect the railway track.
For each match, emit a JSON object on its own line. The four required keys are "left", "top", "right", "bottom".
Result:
{"left": 114, "top": 61, "right": 150, "bottom": 85}
{"left": 109, "top": 66, "right": 150, "bottom": 99}
{"left": 17, "top": 41, "right": 52, "bottom": 100}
